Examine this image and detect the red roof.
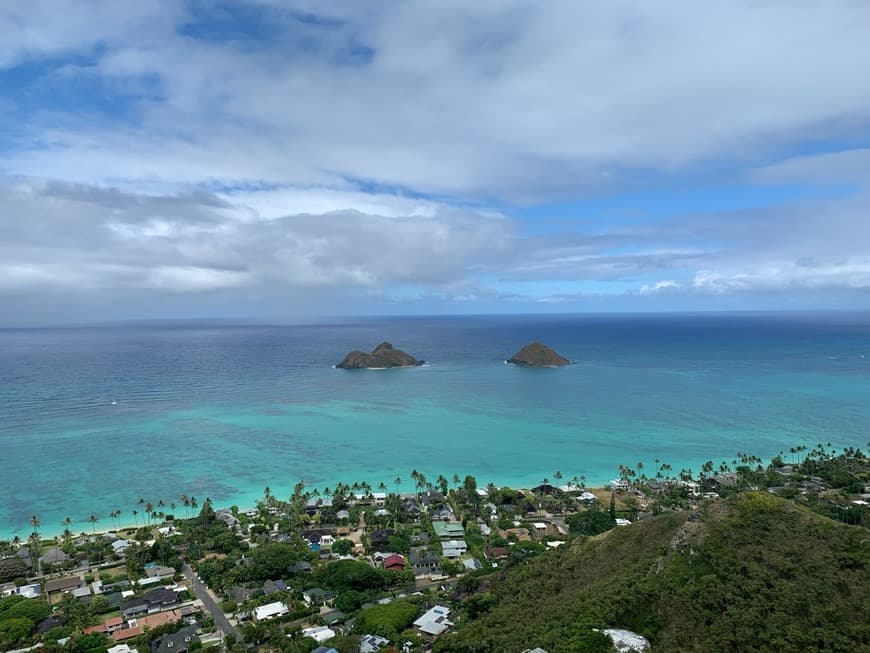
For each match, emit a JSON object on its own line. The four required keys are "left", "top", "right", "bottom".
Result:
{"left": 83, "top": 623, "right": 107, "bottom": 634}
{"left": 384, "top": 554, "right": 405, "bottom": 569}
{"left": 112, "top": 626, "right": 144, "bottom": 641}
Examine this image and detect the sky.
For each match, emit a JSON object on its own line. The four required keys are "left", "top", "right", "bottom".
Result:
{"left": 2, "top": 0, "right": 870, "bottom": 325}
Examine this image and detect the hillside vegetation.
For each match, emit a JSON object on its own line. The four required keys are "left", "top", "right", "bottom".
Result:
{"left": 438, "top": 494, "right": 869, "bottom": 652}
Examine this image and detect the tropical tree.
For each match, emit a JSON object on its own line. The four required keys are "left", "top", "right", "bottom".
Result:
{"left": 88, "top": 514, "right": 99, "bottom": 534}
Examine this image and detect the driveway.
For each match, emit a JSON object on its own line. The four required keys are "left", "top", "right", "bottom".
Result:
{"left": 181, "top": 561, "right": 239, "bottom": 638}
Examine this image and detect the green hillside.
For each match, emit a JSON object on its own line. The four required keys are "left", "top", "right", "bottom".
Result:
{"left": 438, "top": 493, "right": 870, "bottom": 652}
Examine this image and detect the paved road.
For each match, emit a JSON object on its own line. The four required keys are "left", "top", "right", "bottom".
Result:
{"left": 182, "top": 561, "right": 239, "bottom": 638}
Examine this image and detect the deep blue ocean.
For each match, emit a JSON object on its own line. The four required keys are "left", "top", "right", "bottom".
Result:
{"left": 1, "top": 313, "right": 868, "bottom": 538}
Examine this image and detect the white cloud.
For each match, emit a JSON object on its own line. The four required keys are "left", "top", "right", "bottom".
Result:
{"left": 0, "top": 179, "right": 514, "bottom": 297}
{"left": 693, "top": 259, "right": 870, "bottom": 294}
{"left": 3, "top": 2, "right": 870, "bottom": 198}
{"left": 639, "top": 280, "right": 680, "bottom": 296}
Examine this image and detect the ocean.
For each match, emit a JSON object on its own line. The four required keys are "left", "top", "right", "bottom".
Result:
{"left": 1, "top": 312, "right": 868, "bottom": 539}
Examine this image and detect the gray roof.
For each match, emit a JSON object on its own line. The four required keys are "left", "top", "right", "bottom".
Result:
{"left": 151, "top": 624, "right": 199, "bottom": 653}
{"left": 39, "top": 547, "right": 69, "bottom": 564}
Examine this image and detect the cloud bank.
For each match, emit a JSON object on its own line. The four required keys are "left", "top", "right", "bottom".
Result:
{"left": 1, "top": 1, "right": 870, "bottom": 322}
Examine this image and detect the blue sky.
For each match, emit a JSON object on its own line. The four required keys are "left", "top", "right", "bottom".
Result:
{"left": 2, "top": 1, "right": 870, "bottom": 325}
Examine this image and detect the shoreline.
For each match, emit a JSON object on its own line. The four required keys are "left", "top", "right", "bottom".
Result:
{"left": 0, "top": 445, "right": 817, "bottom": 541}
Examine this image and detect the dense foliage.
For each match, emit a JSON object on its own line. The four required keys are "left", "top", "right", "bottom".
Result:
{"left": 439, "top": 494, "right": 870, "bottom": 652}
{"left": 353, "top": 600, "right": 418, "bottom": 639}
{"left": 0, "top": 595, "right": 51, "bottom": 649}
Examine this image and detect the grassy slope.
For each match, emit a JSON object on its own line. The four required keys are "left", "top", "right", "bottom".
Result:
{"left": 441, "top": 494, "right": 870, "bottom": 653}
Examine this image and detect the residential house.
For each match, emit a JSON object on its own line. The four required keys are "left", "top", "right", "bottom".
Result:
{"left": 254, "top": 601, "right": 289, "bottom": 622}
{"left": 409, "top": 550, "right": 441, "bottom": 575}
{"left": 288, "top": 561, "right": 313, "bottom": 574}
{"left": 84, "top": 616, "right": 124, "bottom": 635}
{"left": 311, "top": 648, "right": 339, "bottom": 653}
{"left": 112, "top": 626, "right": 145, "bottom": 642}
{"left": 214, "top": 509, "right": 240, "bottom": 530}
{"left": 39, "top": 547, "right": 69, "bottom": 567}
{"left": 484, "top": 547, "right": 508, "bottom": 562}
{"left": 302, "top": 588, "right": 336, "bottom": 606}
{"left": 462, "top": 558, "right": 482, "bottom": 571}
{"left": 45, "top": 576, "right": 83, "bottom": 595}
{"left": 144, "top": 565, "right": 175, "bottom": 579}
{"left": 430, "top": 507, "right": 453, "bottom": 521}
{"left": 71, "top": 586, "right": 92, "bottom": 600}
{"left": 150, "top": 624, "right": 199, "bottom": 653}
{"left": 16, "top": 583, "right": 41, "bottom": 599}
{"left": 383, "top": 554, "right": 405, "bottom": 571}
{"left": 301, "top": 528, "right": 334, "bottom": 548}
{"left": 108, "top": 645, "right": 138, "bottom": 653}
{"left": 120, "top": 597, "right": 149, "bottom": 619}
{"left": 441, "top": 540, "right": 467, "bottom": 558}
{"left": 368, "top": 529, "right": 394, "bottom": 550}
{"left": 144, "top": 587, "right": 180, "bottom": 613}
{"left": 138, "top": 609, "right": 183, "bottom": 629}
{"left": 360, "top": 634, "right": 391, "bottom": 652}
{"left": 413, "top": 605, "right": 453, "bottom": 637}
{"left": 432, "top": 522, "right": 464, "bottom": 539}
{"left": 302, "top": 626, "right": 336, "bottom": 643}
{"left": 263, "top": 579, "right": 287, "bottom": 595}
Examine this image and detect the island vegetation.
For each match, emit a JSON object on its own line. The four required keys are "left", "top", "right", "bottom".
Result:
{"left": 335, "top": 342, "right": 425, "bottom": 369}
{"left": 0, "top": 442, "right": 866, "bottom": 652}
{"left": 507, "top": 342, "right": 572, "bottom": 367}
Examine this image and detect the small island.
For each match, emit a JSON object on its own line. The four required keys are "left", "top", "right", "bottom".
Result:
{"left": 507, "top": 341, "right": 572, "bottom": 367}
{"left": 336, "top": 341, "right": 425, "bottom": 369}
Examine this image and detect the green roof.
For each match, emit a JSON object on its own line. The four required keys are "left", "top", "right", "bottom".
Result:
{"left": 433, "top": 521, "right": 465, "bottom": 538}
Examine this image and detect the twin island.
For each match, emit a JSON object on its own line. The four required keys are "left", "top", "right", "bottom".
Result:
{"left": 336, "top": 340, "right": 573, "bottom": 369}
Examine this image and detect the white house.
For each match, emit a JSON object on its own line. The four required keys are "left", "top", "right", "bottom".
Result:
{"left": 360, "top": 634, "right": 390, "bottom": 652}
{"left": 301, "top": 626, "right": 336, "bottom": 643}
{"left": 254, "top": 601, "right": 289, "bottom": 622}
{"left": 441, "top": 540, "right": 467, "bottom": 558}
{"left": 413, "top": 605, "right": 453, "bottom": 636}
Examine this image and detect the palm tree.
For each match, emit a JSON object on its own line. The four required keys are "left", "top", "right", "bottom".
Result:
{"left": 29, "top": 531, "right": 42, "bottom": 574}
{"left": 394, "top": 476, "right": 402, "bottom": 494}
{"left": 88, "top": 514, "right": 99, "bottom": 534}
{"left": 11, "top": 535, "right": 21, "bottom": 549}
{"left": 132, "top": 509, "right": 139, "bottom": 526}
{"left": 145, "top": 502, "right": 154, "bottom": 525}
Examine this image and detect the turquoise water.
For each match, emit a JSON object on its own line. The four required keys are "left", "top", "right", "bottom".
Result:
{"left": 1, "top": 313, "right": 868, "bottom": 538}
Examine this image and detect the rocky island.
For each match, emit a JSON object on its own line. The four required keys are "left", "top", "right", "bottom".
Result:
{"left": 336, "top": 342, "right": 425, "bottom": 369}
{"left": 507, "top": 341, "right": 572, "bottom": 367}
